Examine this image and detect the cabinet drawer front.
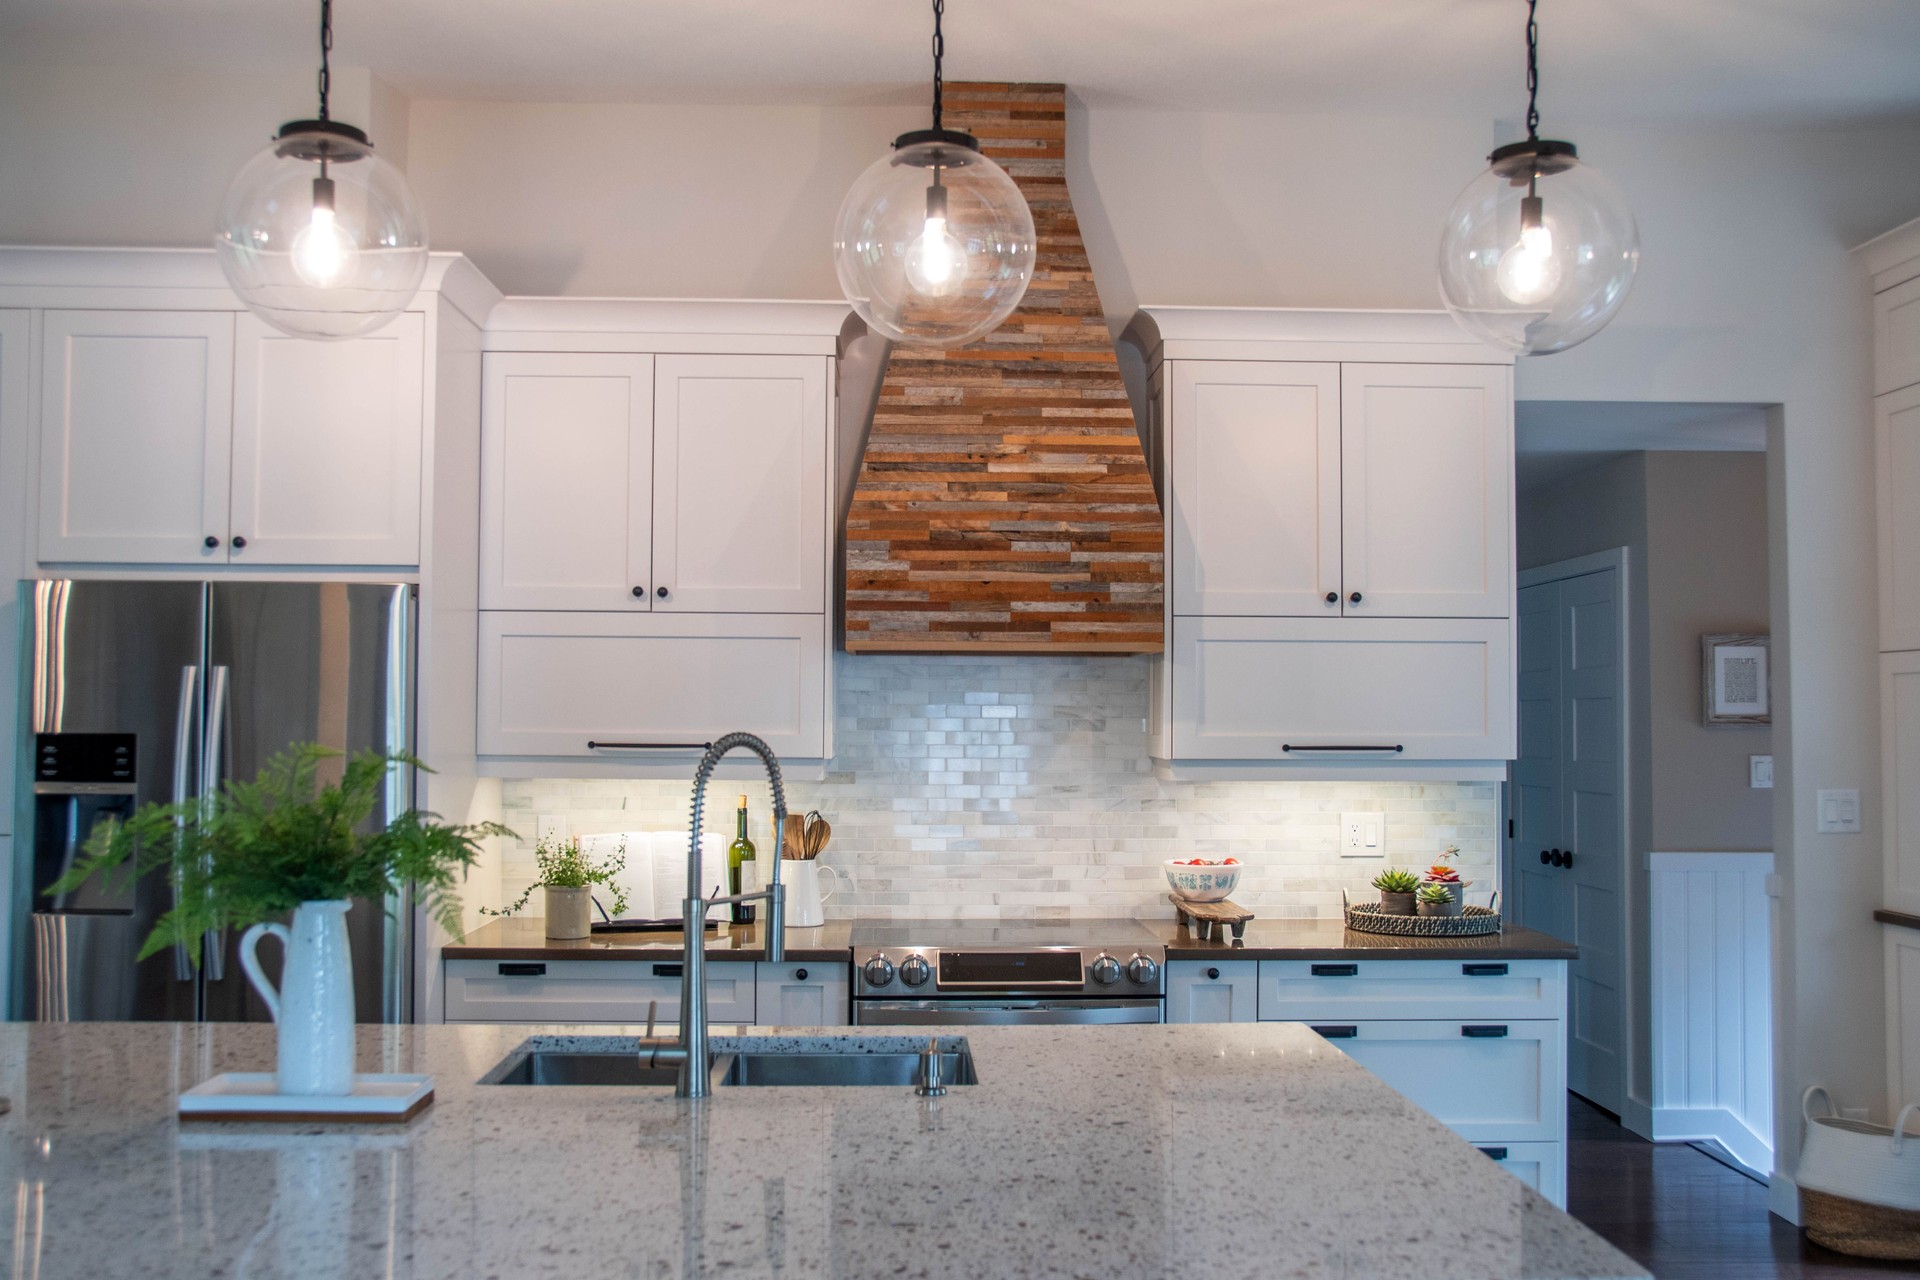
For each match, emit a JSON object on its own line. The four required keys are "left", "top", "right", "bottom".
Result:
{"left": 1165, "top": 960, "right": 1259, "bottom": 1023}
{"left": 1473, "top": 1141, "right": 1565, "bottom": 1206}
{"left": 1169, "top": 616, "right": 1514, "bottom": 761}
{"left": 1259, "top": 959, "right": 1565, "bottom": 1022}
{"left": 1316, "top": 1019, "right": 1564, "bottom": 1143}
{"left": 754, "top": 963, "right": 851, "bottom": 1027}
{"left": 477, "top": 611, "right": 827, "bottom": 758}
{"left": 444, "top": 958, "right": 755, "bottom": 1024}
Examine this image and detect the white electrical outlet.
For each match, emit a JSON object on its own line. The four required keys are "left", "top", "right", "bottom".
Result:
{"left": 1749, "top": 755, "right": 1773, "bottom": 789}
{"left": 536, "top": 813, "right": 568, "bottom": 843}
{"left": 1340, "top": 812, "right": 1385, "bottom": 857}
{"left": 1816, "top": 789, "right": 1862, "bottom": 835}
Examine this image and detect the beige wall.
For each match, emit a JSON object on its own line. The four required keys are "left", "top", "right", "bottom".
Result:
{"left": 1646, "top": 452, "right": 1773, "bottom": 852}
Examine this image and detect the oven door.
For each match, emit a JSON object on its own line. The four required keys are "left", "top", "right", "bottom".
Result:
{"left": 853, "top": 998, "right": 1164, "bottom": 1026}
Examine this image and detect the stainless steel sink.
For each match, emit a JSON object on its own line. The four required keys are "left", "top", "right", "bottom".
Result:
{"left": 480, "top": 1035, "right": 977, "bottom": 1089}
{"left": 719, "top": 1048, "right": 977, "bottom": 1087}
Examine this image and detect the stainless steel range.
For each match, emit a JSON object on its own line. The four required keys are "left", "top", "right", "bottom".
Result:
{"left": 851, "top": 920, "right": 1166, "bottom": 1025}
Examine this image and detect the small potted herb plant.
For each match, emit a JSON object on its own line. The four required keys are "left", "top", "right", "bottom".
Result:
{"left": 1372, "top": 868, "right": 1420, "bottom": 916}
{"left": 1416, "top": 882, "right": 1460, "bottom": 918}
{"left": 485, "top": 834, "right": 629, "bottom": 939}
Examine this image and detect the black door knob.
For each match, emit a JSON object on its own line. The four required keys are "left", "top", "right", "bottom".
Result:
{"left": 204, "top": 535, "right": 220, "bottom": 549}
{"left": 1540, "top": 849, "right": 1551, "bottom": 865}
{"left": 1324, "top": 591, "right": 1338, "bottom": 604}
{"left": 231, "top": 535, "right": 248, "bottom": 550}
{"left": 632, "top": 586, "right": 646, "bottom": 598}
{"left": 1562, "top": 849, "right": 1574, "bottom": 869}
{"left": 1349, "top": 591, "right": 1363, "bottom": 604}
{"left": 1205, "top": 967, "right": 1221, "bottom": 980}
{"left": 656, "top": 586, "right": 669, "bottom": 599}
{"left": 794, "top": 968, "right": 808, "bottom": 981}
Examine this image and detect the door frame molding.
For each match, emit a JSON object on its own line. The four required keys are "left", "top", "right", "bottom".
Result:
{"left": 1508, "top": 546, "right": 1637, "bottom": 1128}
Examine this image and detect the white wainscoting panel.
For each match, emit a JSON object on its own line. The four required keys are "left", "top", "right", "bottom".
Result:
{"left": 1649, "top": 851, "right": 1775, "bottom": 1174}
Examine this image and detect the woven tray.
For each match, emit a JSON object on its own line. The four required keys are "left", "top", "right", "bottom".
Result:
{"left": 1344, "top": 903, "right": 1503, "bottom": 936}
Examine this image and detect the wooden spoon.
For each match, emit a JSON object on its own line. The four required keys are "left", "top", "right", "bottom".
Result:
{"left": 782, "top": 813, "right": 807, "bottom": 859}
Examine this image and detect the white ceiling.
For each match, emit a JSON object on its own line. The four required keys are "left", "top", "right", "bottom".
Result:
{"left": 1514, "top": 401, "right": 1768, "bottom": 493}
{"left": 2, "top": 0, "right": 1918, "bottom": 122}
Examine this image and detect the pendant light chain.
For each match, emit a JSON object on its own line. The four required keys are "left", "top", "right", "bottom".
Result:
{"left": 317, "top": 0, "right": 334, "bottom": 122}
{"left": 1523, "top": 0, "right": 1540, "bottom": 141}
{"left": 930, "top": 0, "right": 945, "bottom": 131}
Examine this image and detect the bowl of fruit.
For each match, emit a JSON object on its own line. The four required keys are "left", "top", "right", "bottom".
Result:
{"left": 1164, "top": 857, "right": 1242, "bottom": 903}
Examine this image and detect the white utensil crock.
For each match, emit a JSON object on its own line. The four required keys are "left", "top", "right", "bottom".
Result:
{"left": 239, "top": 900, "right": 355, "bottom": 1096}
{"left": 783, "top": 862, "right": 845, "bottom": 928}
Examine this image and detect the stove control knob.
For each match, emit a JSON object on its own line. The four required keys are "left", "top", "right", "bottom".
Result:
{"left": 1127, "top": 954, "right": 1160, "bottom": 986}
{"left": 862, "top": 955, "right": 896, "bottom": 988}
{"left": 899, "top": 954, "right": 932, "bottom": 987}
{"left": 1090, "top": 953, "right": 1122, "bottom": 986}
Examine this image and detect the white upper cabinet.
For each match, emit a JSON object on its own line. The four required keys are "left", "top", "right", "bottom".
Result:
{"left": 1876, "top": 274, "right": 1920, "bottom": 396}
{"left": 651, "top": 354, "right": 828, "bottom": 613}
{"left": 1879, "top": 382, "right": 1920, "bottom": 652}
{"left": 1340, "top": 363, "right": 1512, "bottom": 619}
{"left": 38, "top": 310, "right": 234, "bottom": 565}
{"left": 1168, "top": 361, "right": 1340, "bottom": 617}
{"left": 230, "top": 313, "right": 424, "bottom": 566}
{"left": 480, "top": 352, "right": 655, "bottom": 610}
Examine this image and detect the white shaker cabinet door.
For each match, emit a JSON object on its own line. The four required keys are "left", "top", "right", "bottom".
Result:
{"left": 481, "top": 352, "right": 656, "bottom": 611}
{"left": 38, "top": 310, "right": 235, "bottom": 565}
{"left": 1165, "top": 960, "right": 1259, "bottom": 1023}
{"left": 1340, "top": 363, "right": 1512, "bottom": 619}
{"left": 1168, "top": 360, "right": 1341, "bottom": 618}
{"left": 755, "top": 963, "right": 851, "bottom": 1027}
{"left": 1878, "top": 384, "right": 1920, "bottom": 651}
{"left": 651, "top": 354, "right": 828, "bottom": 613}
{"left": 230, "top": 313, "right": 424, "bottom": 566}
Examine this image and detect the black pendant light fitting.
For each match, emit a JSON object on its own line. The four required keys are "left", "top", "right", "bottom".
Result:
{"left": 891, "top": 1, "right": 980, "bottom": 157}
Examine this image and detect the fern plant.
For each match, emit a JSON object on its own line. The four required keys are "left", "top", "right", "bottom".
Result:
{"left": 1371, "top": 868, "right": 1421, "bottom": 894}
{"left": 482, "top": 834, "right": 629, "bottom": 919}
{"left": 48, "top": 745, "right": 512, "bottom": 962}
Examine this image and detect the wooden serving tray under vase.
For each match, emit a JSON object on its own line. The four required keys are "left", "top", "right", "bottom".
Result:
{"left": 178, "top": 1073, "right": 435, "bottom": 1124}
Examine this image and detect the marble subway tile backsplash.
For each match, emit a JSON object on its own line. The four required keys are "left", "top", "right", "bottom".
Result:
{"left": 499, "top": 655, "right": 1499, "bottom": 922}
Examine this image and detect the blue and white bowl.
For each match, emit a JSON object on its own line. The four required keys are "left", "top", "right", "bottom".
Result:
{"left": 1164, "top": 860, "right": 1242, "bottom": 903}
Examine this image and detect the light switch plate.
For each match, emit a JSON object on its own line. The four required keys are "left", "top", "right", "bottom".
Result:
{"left": 1815, "top": 789, "right": 1861, "bottom": 835}
{"left": 1340, "top": 812, "right": 1385, "bottom": 857}
{"left": 1750, "top": 755, "right": 1773, "bottom": 789}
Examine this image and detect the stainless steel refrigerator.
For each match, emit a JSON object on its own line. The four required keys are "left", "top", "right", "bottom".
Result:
{"left": 13, "top": 580, "right": 416, "bottom": 1024}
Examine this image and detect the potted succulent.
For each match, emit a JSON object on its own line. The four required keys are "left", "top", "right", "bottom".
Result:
{"left": 1416, "top": 882, "right": 1460, "bottom": 918}
{"left": 48, "top": 745, "right": 508, "bottom": 1096}
{"left": 484, "top": 834, "right": 629, "bottom": 939}
{"left": 1423, "top": 844, "right": 1470, "bottom": 905}
{"left": 1372, "top": 868, "right": 1421, "bottom": 916}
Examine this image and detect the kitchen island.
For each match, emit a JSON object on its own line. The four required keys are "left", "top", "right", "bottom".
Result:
{"left": 3, "top": 1021, "right": 1643, "bottom": 1278}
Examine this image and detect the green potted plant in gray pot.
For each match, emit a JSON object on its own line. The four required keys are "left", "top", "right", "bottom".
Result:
{"left": 1372, "top": 868, "right": 1420, "bottom": 916}
{"left": 484, "top": 834, "right": 629, "bottom": 940}
{"left": 1416, "top": 882, "right": 1461, "bottom": 918}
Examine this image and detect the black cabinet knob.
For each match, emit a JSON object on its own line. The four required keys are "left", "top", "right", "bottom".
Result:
{"left": 1540, "top": 849, "right": 1551, "bottom": 865}
{"left": 794, "top": 968, "right": 809, "bottom": 981}
{"left": 1562, "top": 849, "right": 1574, "bottom": 869}
{"left": 1205, "top": 967, "right": 1221, "bottom": 980}
{"left": 656, "top": 586, "right": 669, "bottom": 599}
{"left": 204, "top": 535, "right": 220, "bottom": 549}
{"left": 1324, "top": 591, "right": 1338, "bottom": 604}
{"left": 632, "top": 586, "right": 646, "bottom": 598}
{"left": 1349, "top": 591, "right": 1363, "bottom": 604}
{"left": 232, "top": 535, "right": 248, "bottom": 550}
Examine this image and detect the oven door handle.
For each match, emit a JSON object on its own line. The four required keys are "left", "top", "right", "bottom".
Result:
{"left": 853, "top": 999, "right": 1163, "bottom": 1026}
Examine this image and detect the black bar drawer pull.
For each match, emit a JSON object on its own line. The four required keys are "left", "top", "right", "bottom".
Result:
{"left": 1310, "top": 1025, "right": 1358, "bottom": 1039}
{"left": 1478, "top": 1146, "right": 1509, "bottom": 1161}
{"left": 497, "top": 963, "right": 546, "bottom": 977}
{"left": 1462, "top": 1024, "right": 1510, "bottom": 1038}
{"left": 652, "top": 963, "right": 684, "bottom": 978}
{"left": 1462, "top": 963, "right": 1510, "bottom": 977}
{"left": 1310, "top": 963, "right": 1359, "bottom": 977}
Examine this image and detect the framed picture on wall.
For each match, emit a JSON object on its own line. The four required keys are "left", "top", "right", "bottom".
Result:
{"left": 1702, "top": 633, "right": 1770, "bottom": 725}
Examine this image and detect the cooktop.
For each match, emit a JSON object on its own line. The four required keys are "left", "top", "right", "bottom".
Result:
{"left": 848, "top": 918, "right": 1163, "bottom": 950}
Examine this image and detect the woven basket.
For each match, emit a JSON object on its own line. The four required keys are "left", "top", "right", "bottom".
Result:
{"left": 1343, "top": 898, "right": 1502, "bottom": 937}
{"left": 1797, "top": 1087, "right": 1920, "bottom": 1259}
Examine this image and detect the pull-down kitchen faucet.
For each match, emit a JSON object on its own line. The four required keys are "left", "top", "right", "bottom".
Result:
{"left": 643, "top": 731, "right": 787, "bottom": 1099}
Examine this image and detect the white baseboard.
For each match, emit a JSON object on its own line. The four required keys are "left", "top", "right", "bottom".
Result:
{"left": 1652, "top": 1106, "right": 1774, "bottom": 1176}
{"left": 1769, "top": 1170, "right": 1802, "bottom": 1225}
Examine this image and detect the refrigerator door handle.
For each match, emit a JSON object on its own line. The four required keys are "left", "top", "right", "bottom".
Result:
{"left": 170, "top": 665, "right": 199, "bottom": 983}
{"left": 200, "top": 665, "right": 230, "bottom": 982}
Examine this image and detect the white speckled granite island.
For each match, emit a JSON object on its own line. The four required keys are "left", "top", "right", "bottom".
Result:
{"left": 2, "top": 1021, "right": 1644, "bottom": 1279}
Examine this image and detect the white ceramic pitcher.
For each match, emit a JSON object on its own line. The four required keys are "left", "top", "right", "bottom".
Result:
{"left": 783, "top": 862, "right": 845, "bottom": 928}
{"left": 239, "top": 900, "right": 356, "bottom": 1096}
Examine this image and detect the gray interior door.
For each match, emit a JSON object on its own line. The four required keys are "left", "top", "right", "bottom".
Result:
{"left": 201, "top": 583, "right": 415, "bottom": 1024}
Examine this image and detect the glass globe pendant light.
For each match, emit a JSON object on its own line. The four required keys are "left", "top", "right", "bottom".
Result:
{"left": 833, "top": 0, "right": 1037, "bottom": 347}
{"left": 214, "top": 0, "right": 428, "bottom": 340}
{"left": 1437, "top": 0, "right": 1638, "bottom": 356}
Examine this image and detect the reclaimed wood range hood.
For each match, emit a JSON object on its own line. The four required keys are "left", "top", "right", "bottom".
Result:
{"left": 843, "top": 83, "right": 1165, "bottom": 655}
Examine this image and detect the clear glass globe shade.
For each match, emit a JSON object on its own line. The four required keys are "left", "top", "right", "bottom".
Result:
{"left": 833, "top": 140, "right": 1037, "bottom": 347}
{"left": 215, "top": 127, "right": 430, "bottom": 341}
{"left": 1437, "top": 151, "right": 1638, "bottom": 356}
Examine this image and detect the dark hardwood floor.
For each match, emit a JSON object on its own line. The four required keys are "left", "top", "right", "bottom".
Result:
{"left": 1565, "top": 1096, "right": 1915, "bottom": 1278}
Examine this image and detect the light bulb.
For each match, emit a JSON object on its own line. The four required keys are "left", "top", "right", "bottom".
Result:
{"left": 1495, "top": 196, "right": 1561, "bottom": 306}
{"left": 291, "top": 176, "right": 357, "bottom": 288}
{"left": 902, "top": 180, "right": 966, "bottom": 297}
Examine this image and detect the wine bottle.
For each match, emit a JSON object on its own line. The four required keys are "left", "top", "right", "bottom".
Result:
{"left": 728, "top": 795, "right": 756, "bottom": 925}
